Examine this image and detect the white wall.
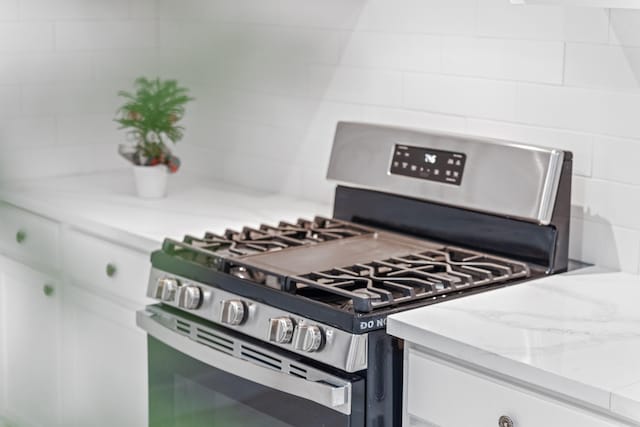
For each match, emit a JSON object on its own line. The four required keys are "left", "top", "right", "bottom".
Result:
{"left": 158, "top": 0, "right": 640, "bottom": 274}
{"left": 0, "top": 0, "right": 159, "bottom": 181}
{"left": 2, "top": 0, "right": 640, "bottom": 273}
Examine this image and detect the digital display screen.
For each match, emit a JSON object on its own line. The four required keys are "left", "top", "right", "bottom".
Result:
{"left": 389, "top": 144, "right": 466, "bottom": 185}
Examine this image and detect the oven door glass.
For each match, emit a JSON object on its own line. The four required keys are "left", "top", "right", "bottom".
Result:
{"left": 140, "top": 309, "right": 365, "bottom": 427}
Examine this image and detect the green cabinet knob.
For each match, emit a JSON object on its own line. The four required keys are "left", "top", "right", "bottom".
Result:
{"left": 43, "top": 284, "right": 55, "bottom": 297}
{"left": 16, "top": 229, "right": 27, "bottom": 244}
{"left": 106, "top": 263, "right": 117, "bottom": 278}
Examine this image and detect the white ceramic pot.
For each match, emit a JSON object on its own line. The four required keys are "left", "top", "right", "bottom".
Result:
{"left": 132, "top": 165, "right": 169, "bottom": 199}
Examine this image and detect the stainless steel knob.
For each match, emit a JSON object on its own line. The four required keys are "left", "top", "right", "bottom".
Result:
{"left": 268, "top": 317, "right": 294, "bottom": 344}
{"left": 221, "top": 300, "right": 246, "bottom": 325}
{"left": 498, "top": 415, "right": 514, "bottom": 427}
{"left": 177, "top": 285, "right": 202, "bottom": 310}
{"left": 161, "top": 278, "right": 179, "bottom": 301}
{"left": 293, "top": 325, "right": 323, "bottom": 352}
{"left": 154, "top": 277, "right": 180, "bottom": 300}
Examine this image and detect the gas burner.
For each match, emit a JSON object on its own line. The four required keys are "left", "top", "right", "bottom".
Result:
{"left": 290, "top": 247, "right": 531, "bottom": 313}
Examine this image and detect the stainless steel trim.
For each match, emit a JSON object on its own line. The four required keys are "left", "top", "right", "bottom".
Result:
{"left": 327, "top": 122, "right": 567, "bottom": 225}
{"left": 137, "top": 308, "right": 353, "bottom": 415}
{"left": 147, "top": 268, "right": 369, "bottom": 372}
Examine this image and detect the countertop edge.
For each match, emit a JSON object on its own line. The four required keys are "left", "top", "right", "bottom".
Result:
{"left": 387, "top": 315, "right": 618, "bottom": 417}
{"left": 0, "top": 189, "right": 161, "bottom": 253}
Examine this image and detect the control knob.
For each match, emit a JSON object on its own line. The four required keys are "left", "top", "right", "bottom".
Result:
{"left": 177, "top": 284, "right": 202, "bottom": 310}
{"left": 220, "top": 300, "right": 246, "bottom": 326}
{"left": 268, "top": 317, "right": 294, "bottom": 344}
{"left": 293, "top": 325, "right": 323, "bottom": 353}
{"left": 154, "top": 277, "right": 180, "bottom": 301}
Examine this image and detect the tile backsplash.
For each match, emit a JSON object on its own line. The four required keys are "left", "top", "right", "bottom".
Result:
{"left": 0, "top": 0, "right": 159, "bottom": 182}
{"left": 2, "top": 0, "right": 640, "bottom": 273}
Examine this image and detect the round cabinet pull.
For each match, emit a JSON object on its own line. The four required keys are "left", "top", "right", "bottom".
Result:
{"left": 15, "top": 229, "right": 27, "bottom": 244}
{"left": 106, "top": 263, "right": 117, "bottom": 278}
{"left": 43, "top": 284, "right": 55, "bottom": 297}
{"left": 498, "top": 415, "right": 514, "bottom": 427}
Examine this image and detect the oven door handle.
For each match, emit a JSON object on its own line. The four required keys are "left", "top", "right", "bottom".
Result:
{"left": 137, "top": 310, "right": 353, "bottom": 415}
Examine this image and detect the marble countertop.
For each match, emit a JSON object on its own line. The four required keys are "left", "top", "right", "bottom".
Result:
{"left": 388, "top": 267, "right": 640, "bottom": 422}
{"left": 0, "top": 170, "right": 331, "bottom": 252}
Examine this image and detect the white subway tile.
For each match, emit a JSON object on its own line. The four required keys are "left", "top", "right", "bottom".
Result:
{"left": 592, "top": 136, "right": 640, "bottom": 185}
{"left": 0, "top": 0, "right": 18, "bottom": 20}
{"left": 129, "top": 0, "right": 157, "bottom": 19}
{"left": 0, "top": 116, "right": 55, "bottom": 147}
{"left": 569, "top": 216, "right": 640, "bottom": 273}
{"left": 404, "top": 73, "right": 517, "bottom": 121}
{"left": 466, "top": 119, "right": 593, "bottom": 177}
{"left": 610, "top": 10, "right": 640, "bottom": 46}
{"left": 19, "top": 0, "right": 129, "bottom": 20}
{"left": 57, "top": 113, "right": 121, "bottom": 147}
{"left": 362, "top": 106, "right": 467, "bottom": 134}
{"left": 403, "top": 0, "right": 477, "bottom": 36}
{"left": 572, "top": 176, "right": 640, "bottom": 231}
{"left": 564, "top": 7, "right": 610, "bottom": 43}
{"left": 309, "top": 66, "right": 402, "bottom": 107}
{"left": 0, "top": 85, "right": 20, "bottom": 116}
{"left": 55, "top": 22, "right": 156, "bottom": 50}
{"left": 158, "top": 0, "right": 217, "bottom": 22}
{"left": 337, "top": 32, "right": 441, "bottom": 73}
{"left": 516, "top": 84, "right": 640, "bottom": 139}
{"left": 22, "top": 83, "right": 120, "bottom": 115}
{"left": 158, "top": 21, "right": 218, "bottom": 50}
{"left": 357, "top": 0, "right": 477, "bottom": 35}
{"left": 477, "top": 1, "right": 564, "bottom": 41}
{"left": 215, "top": 0, "right": 285, "bottom": 26}
{"left": 93, "top": 49, "right": 159, "bottom": 82}
{"left": 0, "top": 53, "right": 93, "bottom": 84}
{"left": 564, "top": 43, "right": 640, "bottom": 90}
{"left": 276, "top": 0, "right": 367, "bottom": 30}
{"left": 442, "top": 37, "right": 563, "bottom": 84}
{"left": 0, "top": 23, "right": 53, "bottom": 52}
{"left": 0, "top": 145, "right": 117, "bottom": 182}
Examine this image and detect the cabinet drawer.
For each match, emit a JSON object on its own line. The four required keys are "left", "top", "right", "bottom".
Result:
{"left": 406, "top": 348, "right": 620, "bottom": 427}
{"left": 63, "top": 229, "right": 151, "bottom": 304}
{"left": 0, "top": 203, "right": 60, "bottom": 270}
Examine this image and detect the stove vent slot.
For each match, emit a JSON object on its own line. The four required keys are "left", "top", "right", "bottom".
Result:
{"left": 195, "top": 327, "right": 234, "bottom": 354}
{"left": 240, "top": 345, "right": 283, "bottom": 371}
{"left": 289, "top": 364, "right": 308, "bottom": 380}
{"left": 175, "top": 319, "right": 191, "bottom": 335}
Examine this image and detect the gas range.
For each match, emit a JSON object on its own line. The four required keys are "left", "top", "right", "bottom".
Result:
{"left": 137, "top": 122, "right": 573, "bottom": 427}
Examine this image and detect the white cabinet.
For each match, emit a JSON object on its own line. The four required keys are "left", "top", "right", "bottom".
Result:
{"left": 0, "top": 204, "right": 152, "bottom": 427}
{"left": 61, "top": 285, "right": 147, "bottom": 427}
{"left": 403, "top": 345, "right": 627, "bottom": 427}
{"left": 0, "top": 258, "right": 61, "bottom": 427}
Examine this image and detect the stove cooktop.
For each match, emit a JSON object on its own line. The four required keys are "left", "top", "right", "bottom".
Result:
{"left": 160, "top": 216, "right": 536, "bottom": 315}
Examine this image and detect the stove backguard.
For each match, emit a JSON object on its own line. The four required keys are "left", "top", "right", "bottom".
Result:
{"left": 329, "top": 122, "right": 572, "bottom": 274}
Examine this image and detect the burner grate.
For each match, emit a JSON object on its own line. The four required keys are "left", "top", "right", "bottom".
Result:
{"left": 290, "top": 247, "right": 531, "bottom": 313}
{"left": 161, "top": 216, "right": 373, "bottom": 268}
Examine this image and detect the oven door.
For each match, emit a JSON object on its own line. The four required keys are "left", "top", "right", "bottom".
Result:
{"left": 137, "top": 307, "right": 365, "bottom": 427}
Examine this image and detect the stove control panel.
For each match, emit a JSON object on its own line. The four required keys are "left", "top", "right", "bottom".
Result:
{"left": 146, "top": 268, "right": 369, "bottom": 372}
{"left": 390, "top": 144, "right": 466, "bottom": 186}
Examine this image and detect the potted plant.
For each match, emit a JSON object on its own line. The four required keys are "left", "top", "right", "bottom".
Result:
{"left": 115, "top": 77, "right": 194, "bottom": 198}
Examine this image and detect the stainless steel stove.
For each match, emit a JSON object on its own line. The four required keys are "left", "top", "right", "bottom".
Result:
{"left": 137, "top": 122, "right": 573, "bottom": 427}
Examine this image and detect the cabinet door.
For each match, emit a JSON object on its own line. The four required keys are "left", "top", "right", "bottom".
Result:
{"left": 0, "top": 261, "right": 60, "bottom": 427}
{"left": 61, "top": 285, "right": 147, "bottom": 427}
{"left": 405, "top": 347, "right": 624, "bottom": 427}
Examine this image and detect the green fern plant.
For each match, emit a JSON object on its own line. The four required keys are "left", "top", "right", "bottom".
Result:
{"left": 115, "top": 77, "right": 194, "bottom": 171}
